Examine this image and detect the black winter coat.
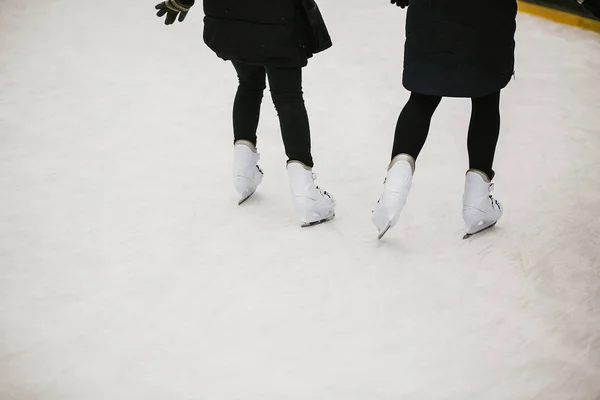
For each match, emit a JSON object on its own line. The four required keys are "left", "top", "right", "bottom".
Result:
{"left": 581, "top": 0, "right": 600, "bottom": 18}
{"left": 203, "top": 0, "right": 314, "bottom": 67}
{"left": 403, "top": 0, "right": 518, "bottom": 98}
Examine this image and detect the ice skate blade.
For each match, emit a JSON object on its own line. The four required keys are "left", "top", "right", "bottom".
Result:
{"left": 377, "top": 223, "right": 392, "bottom": 240}
{"left": 462, "top": 222, "right": 497, "bottom": 239}
{"left": 300, "top": 214, "right": 335, "bottom": 228}
{"left": 237, "top": 190, "right": 256, "bottom": 205}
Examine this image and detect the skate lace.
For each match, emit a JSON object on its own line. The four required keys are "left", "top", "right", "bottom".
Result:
{"left": 488, "top": 183, "right": 500, "bottom": 209}
{"left": 317, "top": 187, "right": 332, "bottom": 199}
{"left": 312, "top": 173, "right": 332, "bottom": 199}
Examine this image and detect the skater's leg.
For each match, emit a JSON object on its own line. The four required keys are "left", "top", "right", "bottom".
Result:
{"left": 265, "top": 66, "right": 333, "bottom": 225}
{"left": 462, "top": 90, "right": 503, "bottom": 237}
{"left": 232, "top": 61, "right": 267, "bottom": 147}
{"left": 265, "top": 66, "right": 313, "bottom": 168}
{"left": 372, "top": 92, "right": 441, "bottom": 239}
{"left": 231, "top": 62, "right": 266, "bottom": 204}
{"left": 391, "top": 92, "right": 442, "bottom": 161}
{"left": 467, "top": 90, "right": 501, "bottom": 180}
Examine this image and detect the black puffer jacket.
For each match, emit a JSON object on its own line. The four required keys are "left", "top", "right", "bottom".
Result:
{"left": 403, "top": 0, "right": 518, "bottom": 98}
{"left": 203, "top": 0, "right": 315, "bottom": 67}
{"left": 581, "top": 0, "right": 600, "bottom": 18}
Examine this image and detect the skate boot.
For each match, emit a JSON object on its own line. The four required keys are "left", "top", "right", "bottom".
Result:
{"left": 286, "top": 161, "right": 335, "bottom": 227}
{"left": 233, "top": 140, "right": 264, "bottom": 205}
{"left": 371, "top": 154, "right": 415, "bottom": 239}
{"left": 462, "top": 169, "right": 503, "bottom": 239}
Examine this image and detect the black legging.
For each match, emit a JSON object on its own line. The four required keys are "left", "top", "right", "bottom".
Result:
{"left": 232, "top": 61, "right": 313, "bottom": 167}
{"left": 391, "top": 91, "right": 501, "bottom": 180}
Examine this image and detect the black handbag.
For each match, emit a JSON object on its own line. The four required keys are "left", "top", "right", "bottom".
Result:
{"left": 300, "top": 0, "right": 333, "bottom": 53}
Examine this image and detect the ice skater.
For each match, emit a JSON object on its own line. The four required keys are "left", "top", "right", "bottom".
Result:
{"left": 372, "top": 0, "right": 518, "bottom": 239}
{"left": 155, "top": 0, "right": 335, "bottom": 227}
{"left": 578, "top": 0, "right": 600, "bottom": 17}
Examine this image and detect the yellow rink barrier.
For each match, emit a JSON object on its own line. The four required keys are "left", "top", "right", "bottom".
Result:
{"left": 517, "top": 0, "right": 600, "bottom": 33}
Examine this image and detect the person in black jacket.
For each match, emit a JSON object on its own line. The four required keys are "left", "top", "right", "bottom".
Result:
{"left": 155, "top": 0, "right": 335, "bottom": 227}
{"left": 372, "top": 0, "right": 517, "bottom": 239}
{"left": 578, "top": 0, "right": 600, "bottom": 18}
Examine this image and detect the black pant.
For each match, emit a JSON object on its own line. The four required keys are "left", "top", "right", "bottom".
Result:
{"left": 391, "top": 91, "right": 501, "bottom": 180}
{"left": 232, "top": 61, "right": 313, "bottom": 167}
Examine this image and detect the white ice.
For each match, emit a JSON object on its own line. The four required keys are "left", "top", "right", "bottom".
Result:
{"left": 1, "top": 1, "right": 599, "bottom": 399}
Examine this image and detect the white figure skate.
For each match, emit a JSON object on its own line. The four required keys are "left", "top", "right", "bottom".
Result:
{"left": 371, "top": 154, "right": 415, "bottom": 239}
{"left": 233, "top": 140, "right": 264, "bottom": 205}
{"left": 286, "top": 161, "right": 335, "bottom": 227}
{"left": 462, "top": 169, "right": 503, "bottom": 239}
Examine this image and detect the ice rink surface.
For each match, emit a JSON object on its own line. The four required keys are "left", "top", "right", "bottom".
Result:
{"left": 1, "top": 1, "right": 599, "bottom": 399}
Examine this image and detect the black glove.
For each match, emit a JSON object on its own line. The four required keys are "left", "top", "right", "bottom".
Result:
{"left": 155, "top": 0, "right": 195, "bottom": 25}
{"left": 579, "top": 0, "right": 600, "bottom": 18}
{"left": 391, "top": 0, "right": 409, "bottom": 8}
